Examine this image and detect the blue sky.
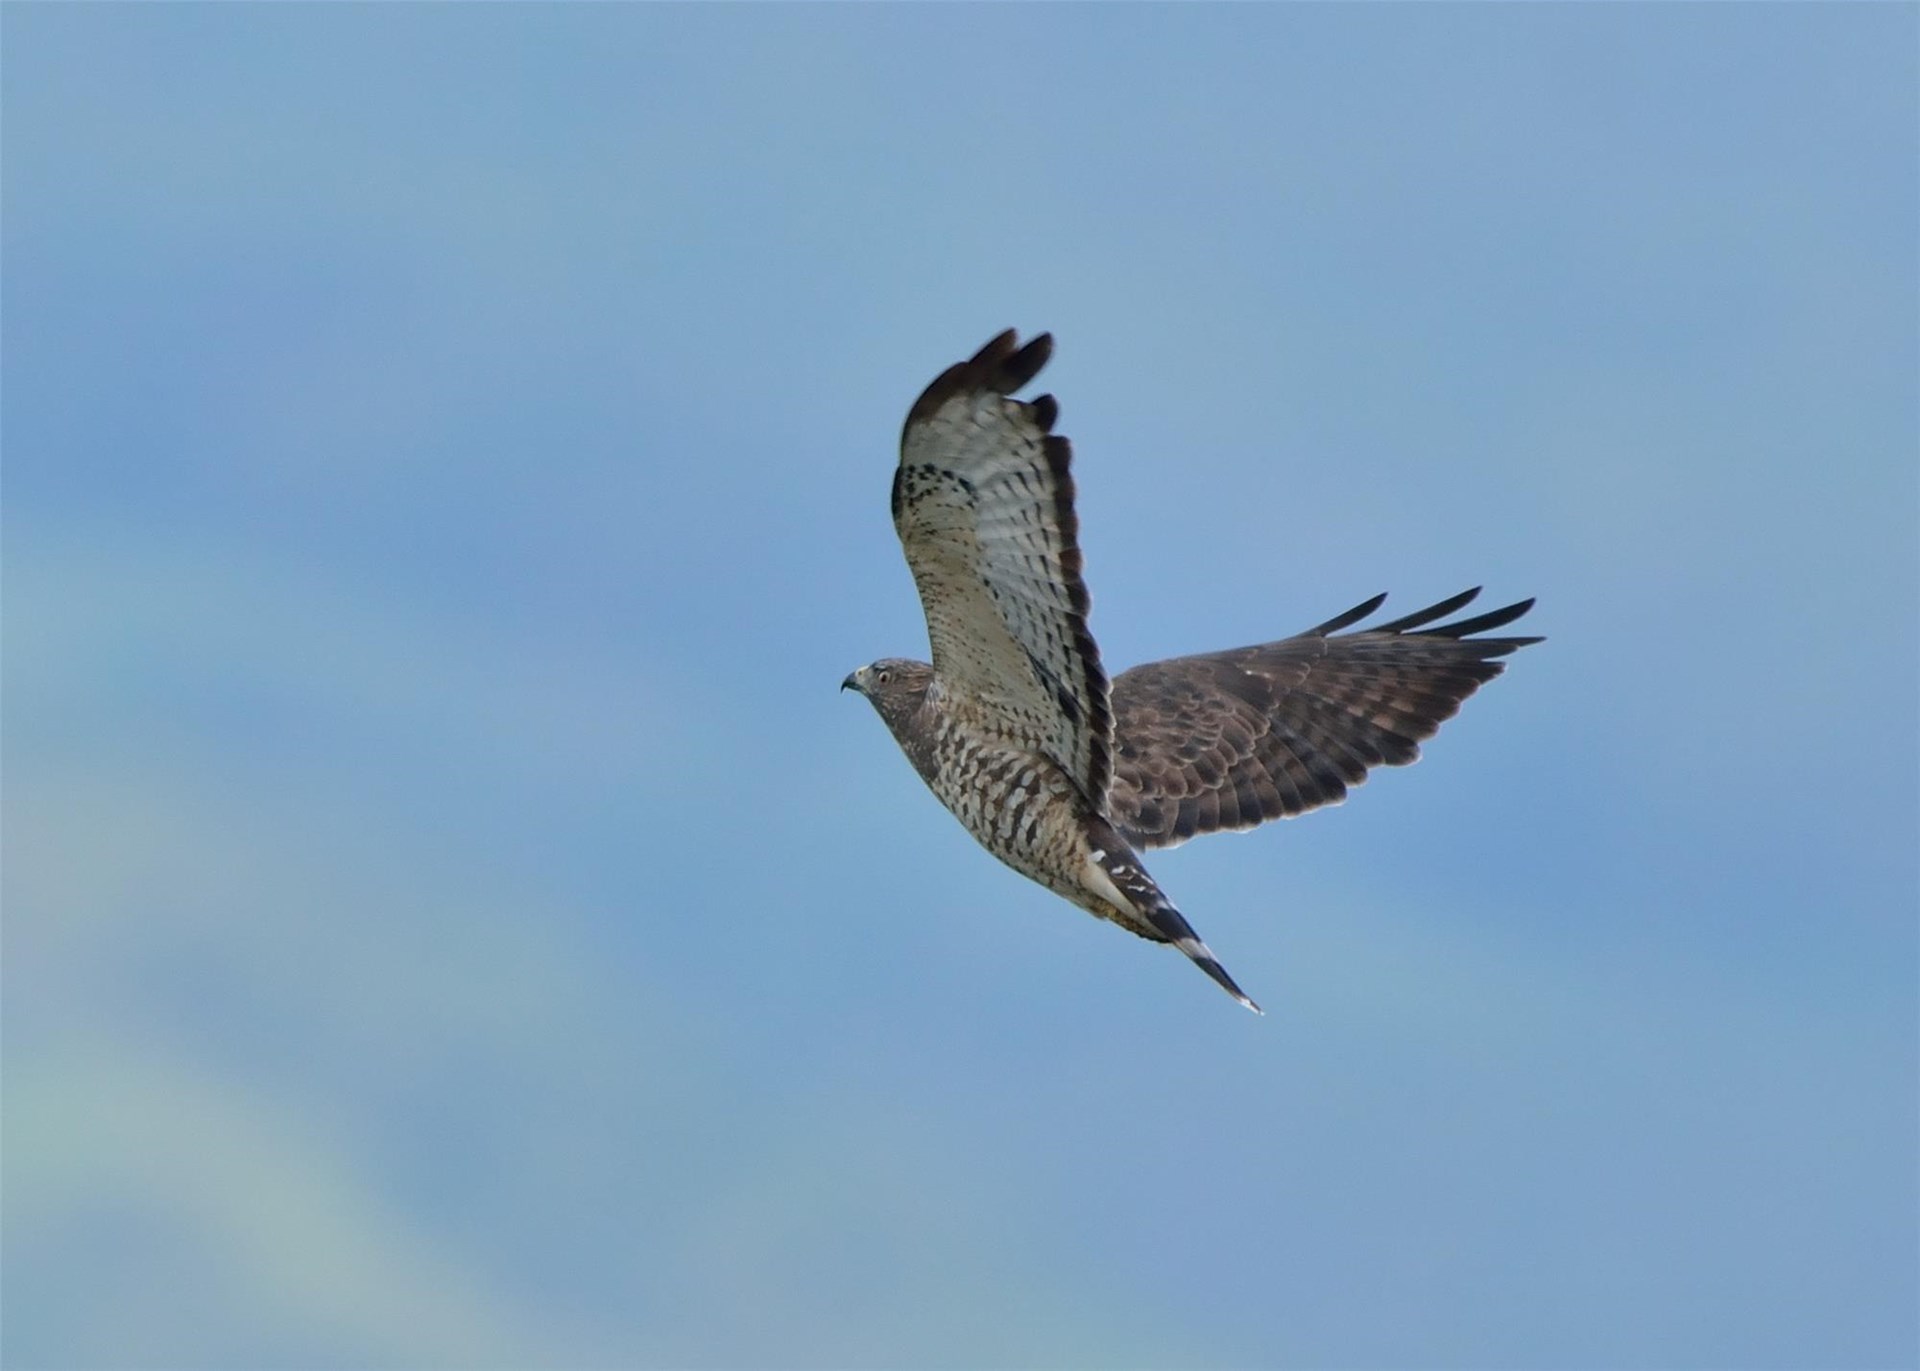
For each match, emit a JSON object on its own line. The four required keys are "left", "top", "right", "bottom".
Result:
{"left": 5, "top": 6, "right": 1914, "bottom": 1368}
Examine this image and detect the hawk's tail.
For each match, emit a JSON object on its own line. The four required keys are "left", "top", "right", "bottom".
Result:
{"left": 1087, "top": 836, "right": 1262, "bottom": 1014}
{"left": 1164, "top": 917, "right": 1263, "bottom": 1015}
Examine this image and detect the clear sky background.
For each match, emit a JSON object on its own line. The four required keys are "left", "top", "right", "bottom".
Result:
{"left": 6, "top": 6, "right": 1915, "bottom": 1369}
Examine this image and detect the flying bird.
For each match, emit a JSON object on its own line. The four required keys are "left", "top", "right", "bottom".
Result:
{"left": 843, "top": 331, "right": 1540, "bottom": 1011}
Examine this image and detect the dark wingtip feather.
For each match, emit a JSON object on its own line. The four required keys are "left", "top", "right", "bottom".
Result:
{"left": 1474, "top": 635, "right": 1546, "bottom": 659}
{"left": 1371, "top": 587, "right": 1483, "bottom": 634}
{"left": 1309, "top": 592, "right": 1388, "bottom": 636}
{"left": 903, "top": 330, "right": 1055, "bottom": 438}
{"left": 999, "top": 332, "right": 1053, "bottom": 392}
{"left": 1412, "top": 596, "right": 1537, "bottom": 639}
{"left": 971, "top": 329, "right": 1018, "bottom": 364}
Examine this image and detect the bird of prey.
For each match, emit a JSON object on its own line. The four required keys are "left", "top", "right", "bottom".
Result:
{"left": 843, "top": 330, "right": 1540, "bottom": 1012}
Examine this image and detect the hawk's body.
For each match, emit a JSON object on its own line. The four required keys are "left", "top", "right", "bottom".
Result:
{"left": 844, "top": 331, "right": 1540, "bottom": 1011}
{"left": 854, "top": 656, "right": 1226, "bottom": 993}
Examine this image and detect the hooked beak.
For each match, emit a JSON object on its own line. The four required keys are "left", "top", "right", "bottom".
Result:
{"left": 840, "top": 671, "right": 860, "bottom": 694}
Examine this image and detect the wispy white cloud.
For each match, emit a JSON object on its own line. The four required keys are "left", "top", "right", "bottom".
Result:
{"left": 8, "top": 1044, "right": 539, "bottom": 1369}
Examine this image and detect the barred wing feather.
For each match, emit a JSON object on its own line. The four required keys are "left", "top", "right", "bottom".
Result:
{"left": 1108, "top": 589, "right": 1541, "bottom": 849}
{"left": 892, "top": 331, "right": 1113, "bottom": 807}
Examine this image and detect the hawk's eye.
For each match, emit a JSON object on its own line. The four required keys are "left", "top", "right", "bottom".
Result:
{"left": 877, "top": 668, "right": 892, "bottom": 685}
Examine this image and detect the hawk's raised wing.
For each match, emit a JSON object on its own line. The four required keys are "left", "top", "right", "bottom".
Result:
{"left": 893, "top": 331, "right": 1112, "bottom": 806}
{"left": 1108, "top": 589, "right": 1540, "bottom": 849}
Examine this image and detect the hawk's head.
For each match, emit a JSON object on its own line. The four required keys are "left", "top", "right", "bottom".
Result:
{"left": 841, "top": 658, "right": 936, "bottom": 731}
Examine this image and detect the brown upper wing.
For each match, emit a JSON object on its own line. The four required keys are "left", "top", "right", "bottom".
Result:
{"left": 1107, "top": 589, "right": 1541, "bottom": 849}
{"left": 893, "top": 331, "right": 1112, "bottom": 806}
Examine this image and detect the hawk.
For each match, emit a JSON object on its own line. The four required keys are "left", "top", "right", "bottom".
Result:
{"left": 843, "top": 331, "right": 1540, "bottom": 1012}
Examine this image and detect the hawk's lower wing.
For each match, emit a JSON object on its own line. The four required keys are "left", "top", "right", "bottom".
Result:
{"left": 893, "top": 331, "right": 1112, "bottom": 805}
{"left": 1108, "top": 589, "right": 1541, "bottom": 849}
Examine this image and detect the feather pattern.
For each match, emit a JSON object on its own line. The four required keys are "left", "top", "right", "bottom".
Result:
{"left": 1107, "top": 589, "right": 1541, "bottom": 849}
{"left": 892, "top": 331, "right": 1113, "bottom": 807}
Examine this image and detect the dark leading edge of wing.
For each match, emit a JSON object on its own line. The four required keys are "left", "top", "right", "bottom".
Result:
{"left": 1106, "top": 588, "right": 1542, "bottom": 850}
